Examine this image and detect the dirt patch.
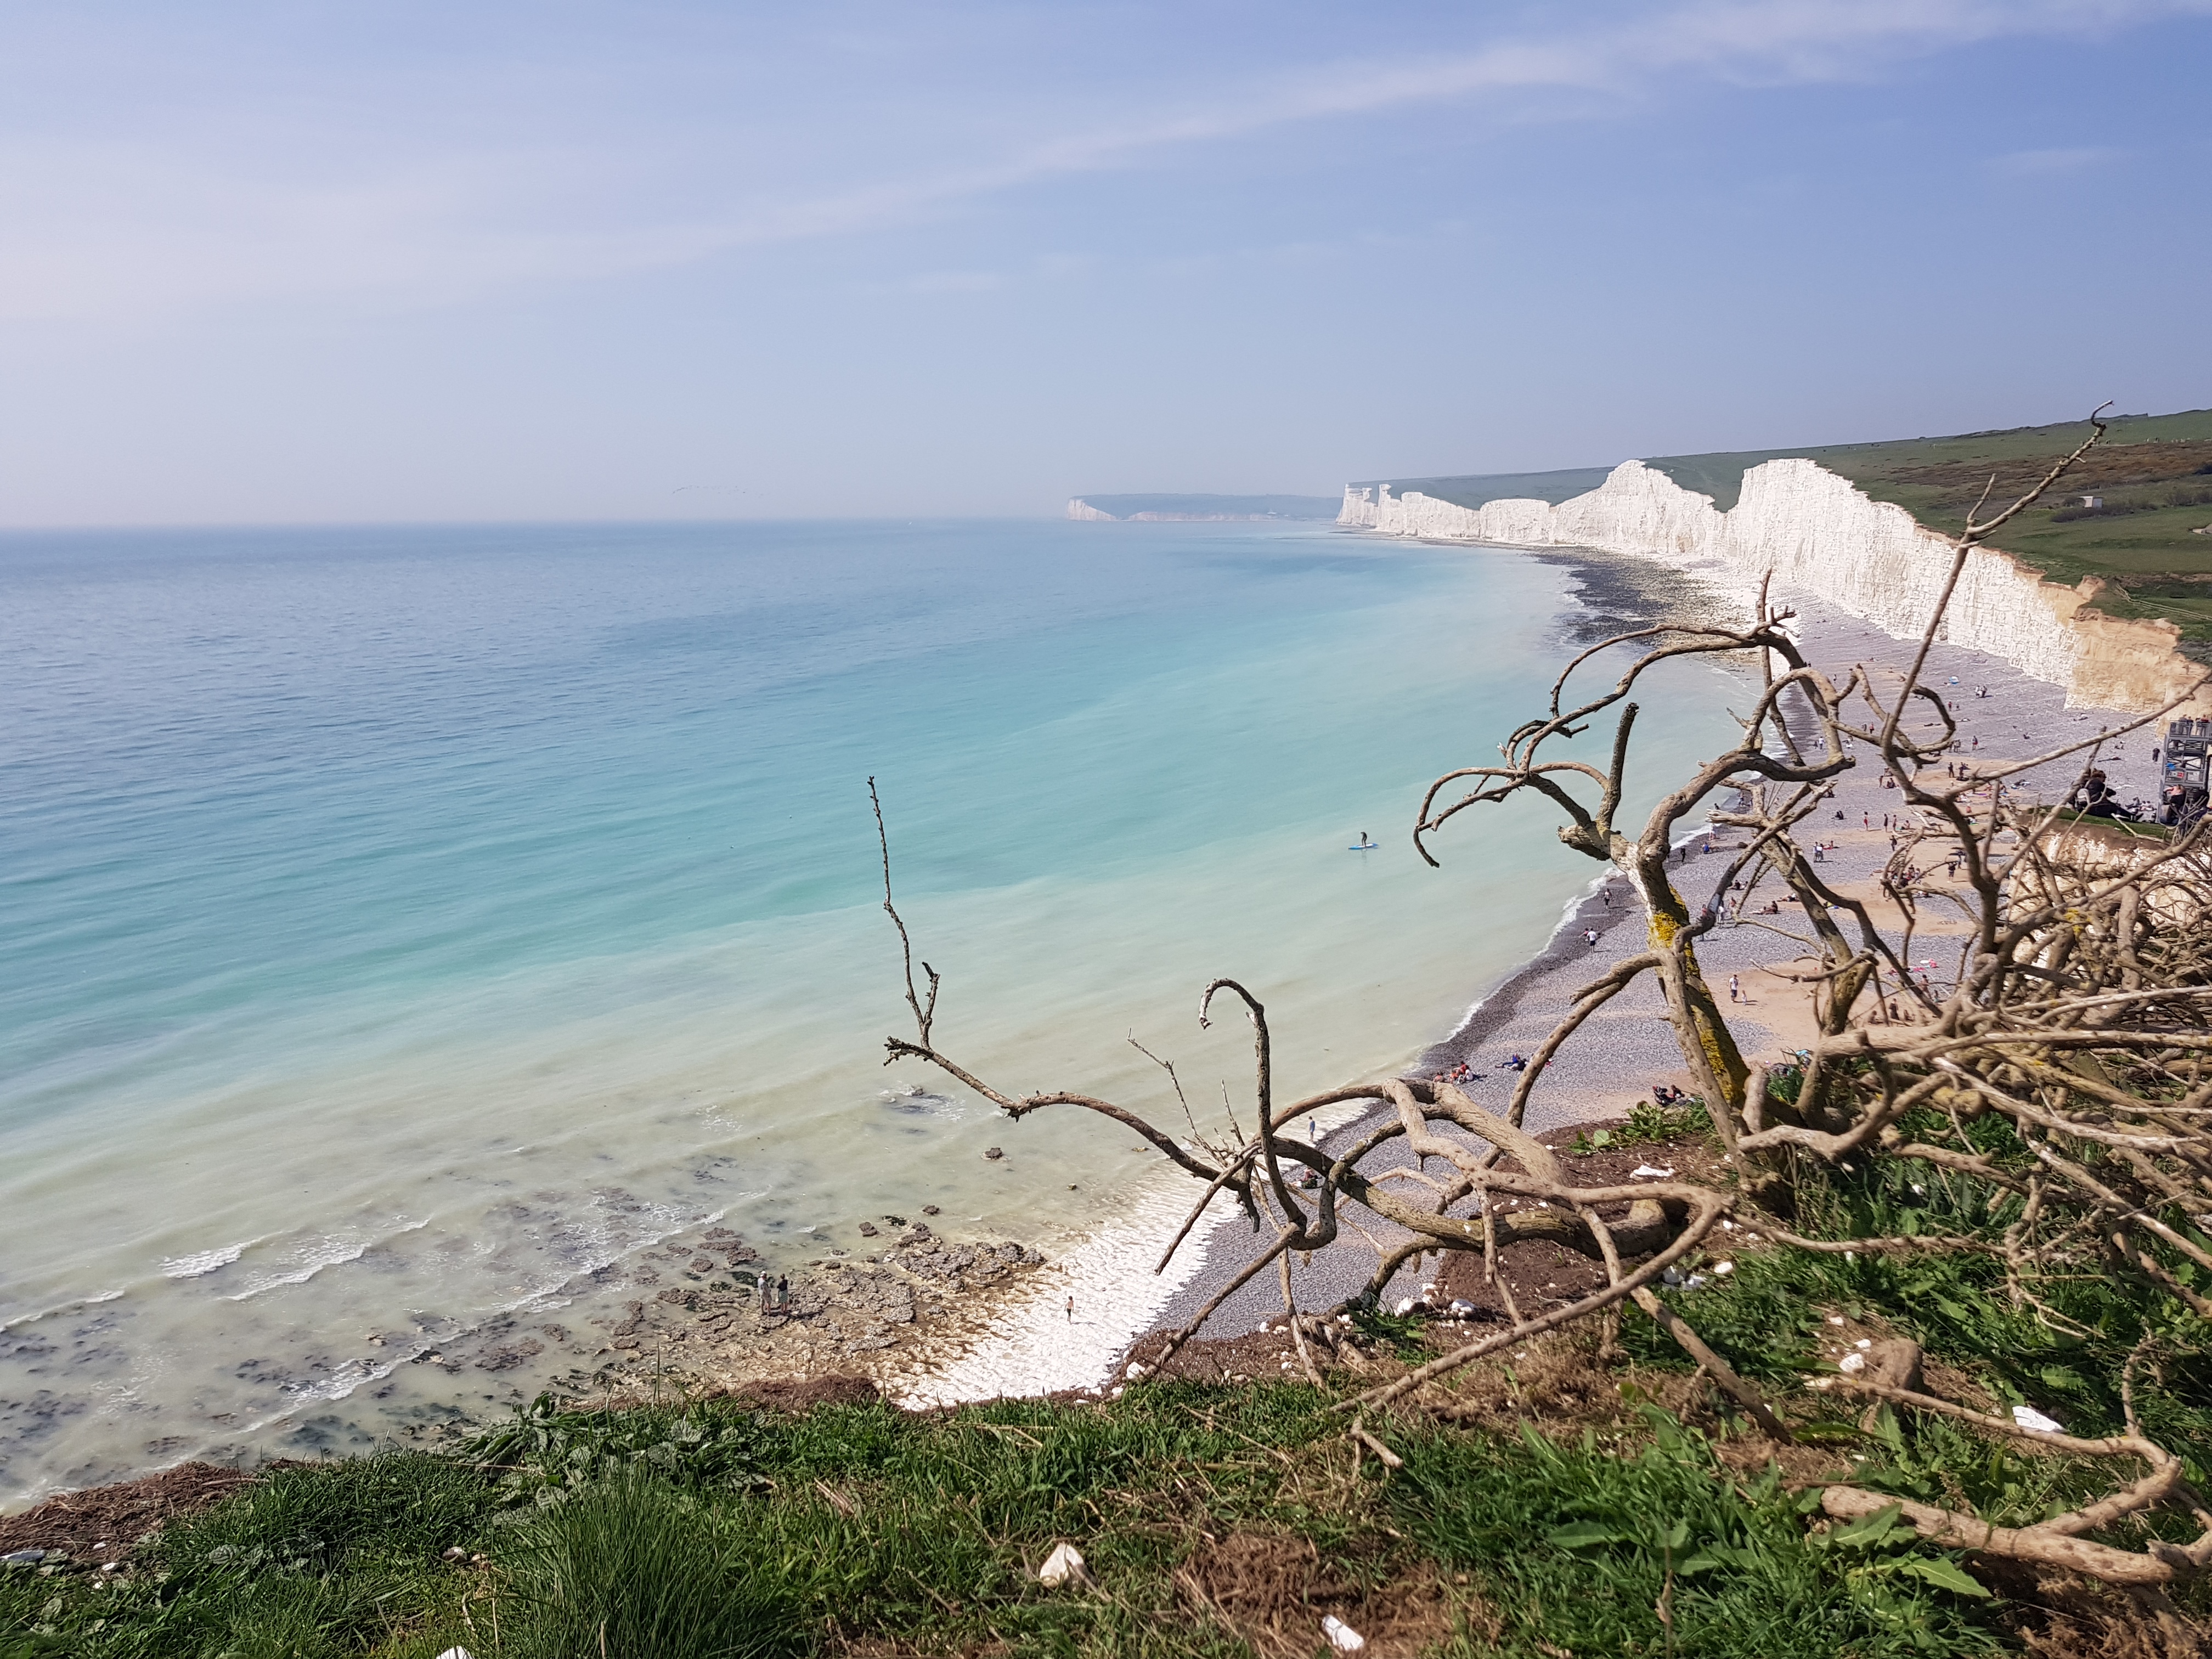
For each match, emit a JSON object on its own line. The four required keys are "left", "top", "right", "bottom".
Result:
{"left": 1980, "top": 1559, "right": 2208, "bottom": 1658}
{"left": 1423, "top": 1122, "right": 1739, "bottom": 1326}
{"left": 715, "top": 1375, "right": 883, "bottom": 1413}
{"left": 0, "top": 1461, "right": 251, "bottom": 1561}
{"left": 1176, "top": 1530, "right": 1471, "bottom": 1659}
{"left": 1420, "top": 1333, "right": 1633, "bottom": 1435}
{"left": 1120, "top": 1323, "right": 1331, "bottom": 1388}
{"left": 1118, "top": 1126, "right": 1741, "bottom": 1397}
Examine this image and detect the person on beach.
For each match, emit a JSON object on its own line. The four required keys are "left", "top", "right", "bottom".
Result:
{"left": 1582, "top": 927, "right": 1599, "bottom": 947}
{"left": 1065, "top": 1294, "right": 1074, "bottom": 1323}
{"left": 1728, "top": 974, "right": 1740, "bottom": 1003}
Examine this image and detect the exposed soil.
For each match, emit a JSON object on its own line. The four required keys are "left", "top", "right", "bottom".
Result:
{"left": 1176, "top": 1531, "right": 1467, "bottom": 1659}
{"left": 1121, "top": 1122, "right": 1746, "bottom": 1397}
{"left": 0, "top": 1461, "right": 252, "bottom": 1562}
{"left": 712, "top": 1375, "right": 883, "bottom": 1413}
{"left": 1428, "top": 1121, "right": 1743, "bottom": 1324}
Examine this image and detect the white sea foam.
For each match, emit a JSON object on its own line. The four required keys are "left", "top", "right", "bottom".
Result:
{"left": 162, "top": 1241, "right": 254, "bottom": 1278}
{"left": 224, "top": 1219, "right": 427, "bottom": 1301}
{"left": 0, "top": 1288, "right": 125, "bottom": 1333}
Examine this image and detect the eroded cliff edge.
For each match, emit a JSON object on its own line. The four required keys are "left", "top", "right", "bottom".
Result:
{"left": 1340, "top": 458, "right": 2211, "bottom": 717}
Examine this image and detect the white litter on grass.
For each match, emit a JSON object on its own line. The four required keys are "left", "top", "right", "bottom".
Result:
{"left": 433, "top": 1649, "right": 476, "bottom": 1659}
{"left": 1322, "top": 1613, "right": 1367, "bottom": 1652}
{"left": 1838, "top": 1353, "right": 1867, "bottom": 1374}
{"left": 1713, "top": 1261, "right": 1734, "bottom": 1275}
{"left": 1629, "top": 1165, "right": 1675, "bottom": 1179}
{"left": 1039, "top": 1542, "right": 1090, "bottom": 1587}
{"left": 2013, "top": 1405, "right": 2065, "bottom": 1434}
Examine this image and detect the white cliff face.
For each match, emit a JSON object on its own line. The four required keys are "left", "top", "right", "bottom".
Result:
{"left": 1340, "top": 462, "right": 2208, "bottom": 716}
{"left": 1066, "top": 498, "right": 1118, "bottom": 521}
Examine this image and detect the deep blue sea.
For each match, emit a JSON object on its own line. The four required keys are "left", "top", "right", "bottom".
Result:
{"left": 0, "top": 517, "right": 1742, "bottom": 1502}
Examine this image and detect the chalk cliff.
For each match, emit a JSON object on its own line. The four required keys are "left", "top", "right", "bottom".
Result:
{"left": 1340, "top": 460, "right": 2210, "bottom": 716}
{"left": 1066, "top": 498, "right": 1118, "bottom": 522}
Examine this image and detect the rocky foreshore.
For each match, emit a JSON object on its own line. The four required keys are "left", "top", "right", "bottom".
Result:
{"left": 570, "top": 1220, "right": 1048, "bottom": 1409}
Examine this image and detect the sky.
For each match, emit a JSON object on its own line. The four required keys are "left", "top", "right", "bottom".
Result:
{"left": 2, "top": 0, "right": 2208, "bottom": 525}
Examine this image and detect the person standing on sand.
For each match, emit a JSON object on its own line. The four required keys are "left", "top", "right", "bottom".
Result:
{"left": 1065, "top": 1294, "right": 1074, "bottom": 1323}
{"left": 1729, "top": 973, "right": 1740, "bottom": 1003}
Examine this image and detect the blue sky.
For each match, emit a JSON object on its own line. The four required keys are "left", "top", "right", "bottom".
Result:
{"left": 2, "top": 1, "right": 2208, "bottom": 524}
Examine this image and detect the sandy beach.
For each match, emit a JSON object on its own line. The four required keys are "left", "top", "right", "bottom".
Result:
{"left": 561, "top": 557, "right": 2183, "bottom": 1420}
{"left": 870, "top": 571, "right": 2179, "bottom": 1404}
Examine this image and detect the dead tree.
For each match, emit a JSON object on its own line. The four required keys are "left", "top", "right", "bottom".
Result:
{"left": 875, "top": 408, "right": 2212, "bottom": 1607}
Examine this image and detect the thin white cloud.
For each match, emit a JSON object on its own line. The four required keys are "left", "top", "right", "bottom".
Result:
{"left": 0, "top": 0, "right": 2202, "bottom": 324}
{"left": 1989, "top": 144, "right": 2126, "bottom": 176}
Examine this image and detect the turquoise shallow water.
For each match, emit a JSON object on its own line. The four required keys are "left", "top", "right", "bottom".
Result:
{"left": 0, "top": 518, "right": 1741, "bottom": 1503}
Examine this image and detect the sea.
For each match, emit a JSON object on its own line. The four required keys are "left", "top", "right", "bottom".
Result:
{"left": 0, "top": 517, "right": 1746, "bottom": 1506}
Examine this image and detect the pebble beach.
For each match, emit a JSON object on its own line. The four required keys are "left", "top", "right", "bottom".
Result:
{"left": 874, "top": 579, "right": 2182, "bottom": 1402}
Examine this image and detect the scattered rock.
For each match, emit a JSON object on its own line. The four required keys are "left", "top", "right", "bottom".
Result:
{"left": 856, "top": 1221, "right": 879, "bottom": 1237}
{"left": 983, "top": 1147, "right": 1004, "bottom": 1160}
{"left": 921, "top": 1204, "right": 939, "bottom": 1215}
{"left": 474, "top": 1339, "right": 544, "bottom": 1372}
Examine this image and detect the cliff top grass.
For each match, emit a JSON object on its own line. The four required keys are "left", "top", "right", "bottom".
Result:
{"left": 1358, "top": 408, "right": 2212, "bottom": 646}
{"left": 5, "top": 1142, "right": 2207, "bottom": 1658}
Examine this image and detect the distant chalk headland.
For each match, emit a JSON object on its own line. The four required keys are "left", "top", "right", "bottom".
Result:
{"left": 1067, "top": 493, "right": 1340, "bottom": 522}
{"left": 1339, "top": 407, "right": 2212, "bottom": 721}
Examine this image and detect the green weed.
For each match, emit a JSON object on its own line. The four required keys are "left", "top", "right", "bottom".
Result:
{"left": 496, "top": 1472, "right": 804, "bottom": 1659}
{"left": 1398, "top": 1409, "right": 2001, "bottom": 1657}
